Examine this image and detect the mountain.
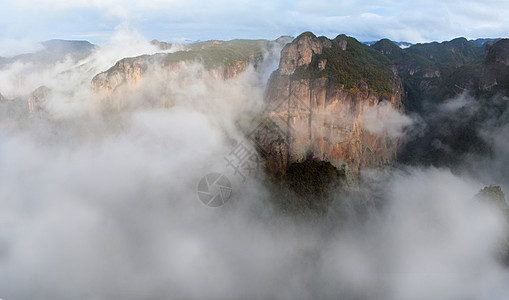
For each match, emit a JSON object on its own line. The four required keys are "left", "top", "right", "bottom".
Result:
{"left": 88, "top": 33, "right": 509, "bottom": 184}
{"left": 406, "top": 38, "right": 482, "bottom": 69}
{"left": 0, "top": 40, "right": 96, "bottom": 68}
{"left": 480, "top": 39, "right": 509, "bottom": 94}
{"left": 258, "top": 32, "right": 404, "bottom": 185}
{"left": 394, "top": 39, "right": 509, "bottom": 167}
{"left": 1, "top": 33, "right": 508, "bottom": 213}
{"left": 91, "top": 37, "right": 292, "bottom": 109}
{"left": 363, "top": 40, "right": 413, "bottom": 48}
{"left": 259, "top": 33, "right": 509, "bottom": 184}
{"left": 0, "top": 85, "right": 52, "bottom": 119}
{"left": 470, "top": 38, "right": 502, "bottom": 47}
{"left": 372, "top": 37, "right": 485, "bottom": 111}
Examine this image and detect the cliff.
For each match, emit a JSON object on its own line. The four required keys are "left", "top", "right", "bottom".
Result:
{"left": 0, "top": 86, "right": 52, "bottom": 119}
{"left": 91, "top": 39, "right": 287, "bottom": 109}
{"left": 480, "top": 39, "right": 509, "bottom": 94}
{"left": 258, "top": 33, "right": 405, "bottom": 184}
{"left": 27, "top": 86, "right": 51, "bottom": 115}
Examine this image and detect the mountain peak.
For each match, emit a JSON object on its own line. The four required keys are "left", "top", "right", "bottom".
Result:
{"left": 295, "top": 31, "right": 317, "bottom": 40}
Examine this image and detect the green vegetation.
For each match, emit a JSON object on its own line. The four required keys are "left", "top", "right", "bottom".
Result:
{"left": 475, "top": 185, "right": 509, "bottom": 266}
{"left": 292, "top": 35, "right": 394, "bottom": 95}
{"left": 371, "top": 37, "right": 485, "bottom": 112}
{"left": 163, "top": 39, "right": 271, "bottom": 69}
{"left": 270, "top": 158, "right": 346, "bottom": 217}
{"left": 372, "top": 39, "right": 435, "bottom": 78}
{"left": 442, "top": 63, "right": 482, "bottom": 98}
{"left": 285, "top": 158, "right": 342, "bottom": 197}
{"left": 408, "top": 38, "right": 483, "bottom": 70}
{"left": 476, "top": 185, "right": 507, "bottom": 208}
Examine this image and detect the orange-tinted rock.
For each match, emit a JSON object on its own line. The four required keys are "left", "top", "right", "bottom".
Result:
{"left": 259, "top": 34, "right": 405, "bottom": 185}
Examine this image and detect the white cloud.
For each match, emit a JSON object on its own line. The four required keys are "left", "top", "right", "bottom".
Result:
{"left": 362, "top": 101, "right": 414, "bottom": 139}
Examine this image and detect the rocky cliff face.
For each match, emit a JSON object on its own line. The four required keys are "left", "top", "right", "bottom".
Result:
{"left": 92, "top": 54, "right": 249, "bottom": 93}
{"left": 258, "top": 33, "right": 404, "bottom": 184}
{"left": 480, "top": 39, "right": 509, "bottom": 93}
{"left": 91, "top": 39, "right": 289, "bottom": 109}
{"left": 0, "top": 86, "right": 52, "bottom": 119}
{"left": 91, "top": 53, "right": 250, "bottom": 109}
{"left": 27, "top": 86, "right": 51, "bottom": 115}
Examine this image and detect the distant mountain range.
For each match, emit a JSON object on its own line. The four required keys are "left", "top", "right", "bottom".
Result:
{"left": 363, "top": 38, "right": 502, "bottom": 49}
{"left": 0, "top": 39, "right": 96, "bottom": 69}
{"left": 363, "top": 40, "right": 413, "bottom": 48}
{"left": 0, "top": 36, "right": 503, "bottom": 67}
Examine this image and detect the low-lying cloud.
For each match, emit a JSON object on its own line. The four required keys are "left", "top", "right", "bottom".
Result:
{"left": 0, "top": 30, "right": 508, "bottom": 300}
{"left": 362, "top": 101, "right": 414, "bottom": 139}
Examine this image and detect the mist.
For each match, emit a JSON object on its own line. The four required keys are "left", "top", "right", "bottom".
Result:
{"left": 0, "top": 29, "right": 509, "bottom": 300}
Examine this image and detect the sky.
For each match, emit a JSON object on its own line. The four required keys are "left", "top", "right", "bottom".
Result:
{"left": 1, "top": 0, "right": 509, "bottom": 55}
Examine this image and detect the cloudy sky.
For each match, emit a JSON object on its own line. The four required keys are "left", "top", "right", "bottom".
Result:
{"left": 1, "top": 0, "right": 509, "bottom": 55}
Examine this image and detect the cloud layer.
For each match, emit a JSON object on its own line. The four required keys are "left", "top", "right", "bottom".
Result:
{"left": 0, "top": 25, "right": 509, "bottom": 300}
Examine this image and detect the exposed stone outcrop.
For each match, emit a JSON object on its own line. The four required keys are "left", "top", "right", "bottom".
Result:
{"left": 278, "top": 32, "right": 331, "bottom": 75}
{"left": 257, "top": 33, "right": 405, "bottom": 184}
{"left": 91, "top": 54, "right": 250, "bottom": 94}
{"left": 480, "top": 39, "right": 509, "bottom": 93}
{"left": 91, "top": 55, "right": 155, "bottom": 95}
{"left": 91, "top": 56, "right": 250, "bottom": 110}
{"left": 28, "top": 86, "right": 51, "bottom": 115}
{"left": 91, "top": 39, "right": 287, "bottom": 110}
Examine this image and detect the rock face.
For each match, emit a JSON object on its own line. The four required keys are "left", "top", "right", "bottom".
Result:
{"left": 480, "top": 39, "right": 509, "bottom": 93}
{"left": 92, "top": 54, "right": 249, "bottom": 95}
{"left": 91, "top": 54, "right": 250, "bottom": 109}
{"left": 91, "top": 38, "right": 288, "bottom": 109}
{"left": 277, "top": 32, "right": 331, "bottom": 75}
{"left": 0, "top": 86, "right": 51, "bottom": 119}
{"left": 28, "top": 86, "right": 51, "bottom": 115}
{"left": 259, "top": 33, "right": 404, "bottom": 184}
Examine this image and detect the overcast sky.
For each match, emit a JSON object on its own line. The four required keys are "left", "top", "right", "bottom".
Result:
{"left": 1, "top": 0, "right": 509, "bottom": 55}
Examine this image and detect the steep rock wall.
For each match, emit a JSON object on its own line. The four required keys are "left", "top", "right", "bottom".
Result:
{"left": 258, "top": 33, "right": 405, "bottom": 184}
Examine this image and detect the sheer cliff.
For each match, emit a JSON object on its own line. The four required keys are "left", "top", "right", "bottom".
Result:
{"left": 91, "top": 38, "right": 291, "bottom": 109}
{"left": 258, "top": 33, "right": 405, "bottom": 184}
{"left": 480, "top": 39, "right": 509, "bottom": 94}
